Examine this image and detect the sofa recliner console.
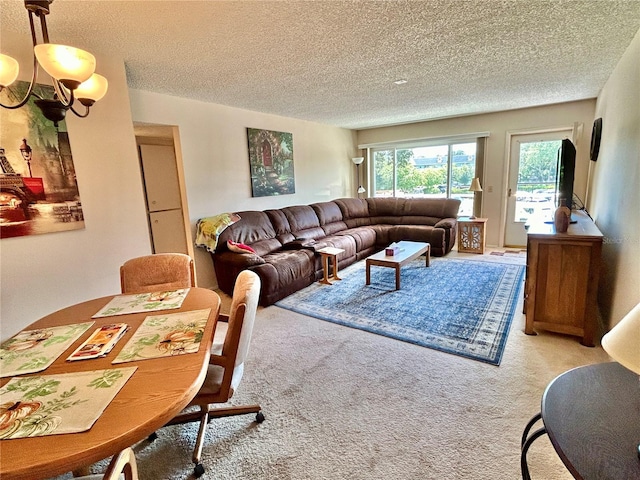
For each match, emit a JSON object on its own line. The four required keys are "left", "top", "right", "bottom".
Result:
{"left": 212, "top": 197, "right": 461, "bottom": 306}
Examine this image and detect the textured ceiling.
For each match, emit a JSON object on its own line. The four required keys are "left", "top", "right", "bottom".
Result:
{"left": 2, "top": 0, "right": 640, "bottom": 129}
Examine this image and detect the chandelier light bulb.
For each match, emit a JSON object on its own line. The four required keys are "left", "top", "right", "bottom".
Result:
{"left": 0, "top": 54, "right": 20, "bottom": 88}
{"left": 0, "top": 1, "right": 107, "bottom": 121}
{"left": 34, "top": 44, "right": 96, "bottom": 90}
{"left": 76, "top": 73, "right": 109, "bottom": 106}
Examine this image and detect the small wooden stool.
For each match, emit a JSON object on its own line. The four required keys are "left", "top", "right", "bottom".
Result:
{"left": 317, "top": 247, "right": 344, "bottom": 285}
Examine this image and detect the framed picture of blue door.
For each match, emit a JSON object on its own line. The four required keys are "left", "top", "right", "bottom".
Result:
{"left": 246, "top": 128, "right": 295, "bottom": 197}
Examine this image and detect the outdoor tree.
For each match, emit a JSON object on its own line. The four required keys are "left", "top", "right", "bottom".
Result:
{"left": 518, "top": 141, "right": 560, "bottom": 190}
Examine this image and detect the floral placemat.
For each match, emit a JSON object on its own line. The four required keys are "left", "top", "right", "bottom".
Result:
{"left": 0, "top": 323, "right": 95, "bottom": 378}
{"left": 92, "top": 289, "right": 190, "bottom": 318}
{"left": 0, "top": 367, "right": 137, "bottom": 439}
{"left": 112, "top": 309, "right": 211, "bottom": 363}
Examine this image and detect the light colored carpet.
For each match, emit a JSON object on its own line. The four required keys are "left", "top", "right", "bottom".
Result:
{"left": 55, "top": 251, "right": 611, "bottom": 480}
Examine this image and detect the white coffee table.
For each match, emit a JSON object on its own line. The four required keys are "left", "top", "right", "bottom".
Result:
{"left": 365, "top": 241, "right": 430, "bottom": 290}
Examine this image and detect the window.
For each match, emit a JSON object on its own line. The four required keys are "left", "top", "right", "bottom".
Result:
{"left": 371, "top": 141, "right": 479, "bottom": 217}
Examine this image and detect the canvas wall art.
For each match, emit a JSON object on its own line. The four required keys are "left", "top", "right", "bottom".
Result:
{"left": 246, "top": 128, "right": 295, "bottom": 197}
{"left": 0, "top": 80, "right": 85, "bottom": 239}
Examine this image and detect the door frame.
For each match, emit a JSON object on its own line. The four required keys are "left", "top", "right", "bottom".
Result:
{"left": 134, "top": 125, "right": 195, "bottom": 262}
{"left": 500, "top": 124, "right": 579, "bottom": 247}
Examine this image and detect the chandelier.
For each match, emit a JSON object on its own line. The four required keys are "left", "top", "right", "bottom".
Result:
{"left": 0, "top": 0, "right": 108, "bottom": 125}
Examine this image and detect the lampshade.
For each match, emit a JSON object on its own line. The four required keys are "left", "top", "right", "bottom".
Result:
{"left": 352, "top": 157, "right": 364, "bottom": 165}
{"left": 469, "top": 178, "right": 482, "bottom": 192}
{"left": 0, "top": 54, "right": 19, "bottom": 88}
{"left": 601, "top": 302, "right": 640, "bottom": 374}
{"left": 34, "top": 44, "right": 96, "bottom": 90}
{"left": 357, "top": 186, "right": 366, "bottom": 194}
{"left": 75, "top": 73, "right": 109, "bottom": 106}
{"left": 1, "top": 1, "right": 107, "bottom": 123}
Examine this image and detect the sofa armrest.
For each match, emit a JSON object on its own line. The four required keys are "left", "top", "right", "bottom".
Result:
{"left": 434, "top": 217, "right": 458, "bottom": 254}
{"left": 435, "top": 217, "right": 457, "bottom": 229}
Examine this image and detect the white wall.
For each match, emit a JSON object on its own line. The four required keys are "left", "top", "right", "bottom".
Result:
{"left": 128, "top": 89, "right": 358, "bottom": 289}
{"left": 356, "top": 100, "right": 596, "bottom": 247}
{"left": 0, "top": 45, "right": 151, "bottom": 340}
{"left": 588, "top": 28, "right": 640, "bottom": 329}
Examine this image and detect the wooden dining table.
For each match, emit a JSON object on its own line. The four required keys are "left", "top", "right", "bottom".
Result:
{"left": 0, "top": 287, "right": 221, "bottom": 480}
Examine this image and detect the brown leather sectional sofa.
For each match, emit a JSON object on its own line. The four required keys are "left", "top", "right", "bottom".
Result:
{"left": 212, "top": 197, "right": 461, "bottom": 306}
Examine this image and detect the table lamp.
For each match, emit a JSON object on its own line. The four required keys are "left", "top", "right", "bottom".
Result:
{"left": 601, "top": 301, "right": 640, "bottom": 458}
{"left": 469, "top": 177, "right": 482, "bottom": 219}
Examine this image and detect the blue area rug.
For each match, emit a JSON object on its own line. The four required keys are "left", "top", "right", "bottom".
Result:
{"left": 276, "top": 257, "right": 525, "bottom": 365}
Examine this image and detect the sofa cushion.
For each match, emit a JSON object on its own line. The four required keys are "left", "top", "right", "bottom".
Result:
{"left": 281, "top": 205, "right": 326, "bottom": 240}
{"left": 337, "top": 226, "right": 377, "bottom": 251}
{"left": 216, "top": 210, "right": 276, "bottom": 251}
{"left": 403, "top": 197, "right": 461, "bottom": 220}
{"left": 367, "top": 197, "right": 407, "bottom": 218}
{"left": 260, "top": 249, "right": 316, "bottom": 292}
{"left": 390, "top": 225, "right": 440, "bottom": 243}
{"left": 311, "top": 201, "right": 348, "bottom": 235}
{"left": 318, "top": 234, "right": 356, "bottom": 258}
{"left": 369, "top": 224, "right": 395, "bottom": 247}
{"left": 334, "top": 198, "right": 371, "bottom": 228}
{"left": 281, "top": 238, "right": 317, "bottom": 250}
{"left": 265, "top": 209, "right": 295, "bottom": 245}
{"left": 216, "top": 210, "right": 278, "bottom": 254}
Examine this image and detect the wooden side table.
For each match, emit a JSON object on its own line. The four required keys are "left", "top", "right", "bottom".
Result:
{"left": 457, "top": 217, "right": 488, "bottom": 254}
{"left": 317, "top": 247, "right": 344, "bottom": 285}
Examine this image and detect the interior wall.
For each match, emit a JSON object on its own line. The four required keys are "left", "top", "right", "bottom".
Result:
{"left": 0, "top": 44, "right": 151, "bottom": 340}
{"left": 128, "top": 89, "right": 358, "bottom": 289}
{"left": 588, "top": 27, "right": 640, "bottom": 329}
{"left": 356, "top": 100, "right": 596, "bottom": 247}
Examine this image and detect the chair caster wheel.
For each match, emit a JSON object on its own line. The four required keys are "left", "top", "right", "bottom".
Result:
{"left": 147, "top": 432, "right": 158, "bottom": 442}
{"left": 256, "top": 411, "right": 265, "bottom": 423}
{"left": 194, "top": 463, "right": 205, "bottom": 477}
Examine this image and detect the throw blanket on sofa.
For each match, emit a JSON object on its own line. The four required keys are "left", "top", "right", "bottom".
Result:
{"left": 195, "top": 213, "right": 241, "bottom": 253}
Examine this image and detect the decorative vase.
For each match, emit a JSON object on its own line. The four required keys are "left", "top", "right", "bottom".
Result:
{"left": 554, "top": 201, "right": 570, "bottom": 233}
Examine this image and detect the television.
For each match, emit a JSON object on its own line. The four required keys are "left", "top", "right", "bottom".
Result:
{"left": 555, "top": 138, "right": 576, "bottom": 211}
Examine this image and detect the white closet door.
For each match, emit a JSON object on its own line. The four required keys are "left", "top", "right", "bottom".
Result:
{"left": 149, "top": 210, "right": 188, "bottom": 254}
{"left": 140, "top": 144, "right": 182, "bottom": 212}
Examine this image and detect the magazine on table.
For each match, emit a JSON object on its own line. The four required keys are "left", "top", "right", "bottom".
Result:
{"left": 67, "top": 323, "right": 129, "bottom": 361}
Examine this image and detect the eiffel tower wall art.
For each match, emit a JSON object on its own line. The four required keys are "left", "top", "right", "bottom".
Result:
{"left": 0, "top": 81, "right": 85, "bottom": 239}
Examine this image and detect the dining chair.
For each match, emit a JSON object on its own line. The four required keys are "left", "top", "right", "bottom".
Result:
{"left": 120, "top": 253, "right": 195, "bottom": 294}
{"left": 73, "top": 447, "right": 139, "bottom": 480}
{"left": 163, "top": 269, "right": 264, "bottom": 478}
